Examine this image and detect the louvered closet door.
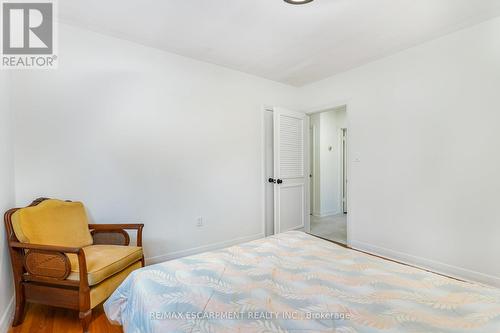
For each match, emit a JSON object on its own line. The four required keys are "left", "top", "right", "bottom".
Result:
{"left": 273, "top": 108, "right": 309, "bottom": 234}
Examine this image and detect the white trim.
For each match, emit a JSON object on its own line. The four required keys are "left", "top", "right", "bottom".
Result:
{"left": 312, "top": 210, "right": 340, "bottom": 218}
{"left": 280, "top": 225, "right": 306, "bottom": 233}
{"left": 260, "top": 106, "right": 270, "bottom": 237}
{"left": 340, "top": 127, "right": 348, "bottom": 214}
{"left": 344, "top": 104, "right": 351, "bottom": 246}
{"left": 350, "top": 240, "right": 500, "bottom": 288}
{"left": 304, "top": 115, "right": 311, "bottom": 233}
{"left": 303, "top": 99, "right": 351, "bottom": 115}
{"left": 309, "top": 124, "right": 317, "bottom": 216}
{"left": 146, "top": 232, "right": 265, "bottom": 265}
{"left": 0, "top": 296, "right": 14, "bottom": 333}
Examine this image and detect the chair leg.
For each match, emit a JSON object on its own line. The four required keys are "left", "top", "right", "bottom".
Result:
{"left": 79, "top": 310, "right": 92, "bottom": 333}
{"left": 12, "top": 282, "right": 25, "bottom": 326}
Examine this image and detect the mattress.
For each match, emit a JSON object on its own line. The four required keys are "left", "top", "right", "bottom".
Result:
{"left": 104, "top": 231, "right": 500, "bottom": 332}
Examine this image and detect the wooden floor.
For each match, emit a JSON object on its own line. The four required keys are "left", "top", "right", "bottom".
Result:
{"left": 9, "top": 303, "right": 123, "bottom": 333}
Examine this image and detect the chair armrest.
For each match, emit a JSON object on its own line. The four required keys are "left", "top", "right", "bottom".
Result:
{"left": 88, "top": 223, "right": 144, "bottom": 230}
{"left": 88, "top": 224, "right": 144, "bottom": 247}
{"left": 10, "top": 241, "right": 81, "bottom": 254}
{"left": 9, "top": 242, "right": 88, "bottom": 286}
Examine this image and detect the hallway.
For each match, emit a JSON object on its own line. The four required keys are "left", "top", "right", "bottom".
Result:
{"left": 310, "top": 214, "right": 347, "bottom": 244}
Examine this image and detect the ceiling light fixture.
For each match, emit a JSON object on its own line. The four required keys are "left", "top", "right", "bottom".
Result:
{"left": 284, "top": 0, "right": 314, "bottom": 5}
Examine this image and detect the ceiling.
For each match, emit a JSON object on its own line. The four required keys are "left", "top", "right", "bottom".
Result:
{"left": 59, "top": 0, "right": 500, "bottom": 86}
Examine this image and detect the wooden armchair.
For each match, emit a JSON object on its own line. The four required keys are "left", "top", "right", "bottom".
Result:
{"left": 4, "top": 198, "right": 145, "bottom": 332}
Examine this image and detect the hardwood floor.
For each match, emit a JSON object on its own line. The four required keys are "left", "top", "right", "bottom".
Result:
{"left": 9, "top": 303, "right": 123, "bottom": 333}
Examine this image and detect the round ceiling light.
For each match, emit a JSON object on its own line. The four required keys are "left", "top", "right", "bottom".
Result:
{"left": 284, "top": 0, "right": 314, "bottom": 4}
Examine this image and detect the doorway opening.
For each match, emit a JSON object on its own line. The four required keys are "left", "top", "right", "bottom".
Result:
{"left": 309, "top": 105, "right": 348, "bottom": 245}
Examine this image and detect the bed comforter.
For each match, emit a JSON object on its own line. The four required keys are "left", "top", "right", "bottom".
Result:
{"left": 104, "top": 231, "right": 500, "bottom": 332}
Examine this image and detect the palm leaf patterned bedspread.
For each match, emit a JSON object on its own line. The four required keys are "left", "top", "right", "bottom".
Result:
{"left": 104, "top": 231, "right": 500, "bottom": 333}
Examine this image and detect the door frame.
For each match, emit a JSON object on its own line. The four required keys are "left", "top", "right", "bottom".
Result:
{"left": 261, "top": 106, "right": 274, "bottom": 237}
{"left": 304, "top": 102, "right": 351, "bottom": 246}
{"left": 341, "top": 128, "right": 348, "bottom": 214}
{"left": 309, "top": 124, "right": 317, "bottom": 216}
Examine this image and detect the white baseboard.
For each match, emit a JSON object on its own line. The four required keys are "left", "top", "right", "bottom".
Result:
{"left": 350, "top": 240, "right": 500, "bottom": 288}
{"left": 146, "top": 233, "right": 265, "bottom": 265}
{"left": 0, "top": 296, "right": 14, "bottom": 333}
{"left": 313, "top": 210, "right": 340, "bottom": 218}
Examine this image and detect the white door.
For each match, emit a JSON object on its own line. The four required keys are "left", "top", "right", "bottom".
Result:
{"left": 273, "top": 107, "right": 309, "bottom": 234}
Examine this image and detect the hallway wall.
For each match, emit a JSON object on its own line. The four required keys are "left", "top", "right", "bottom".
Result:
{"left": 310, "top": 108, "right": 346, "bottom": 217}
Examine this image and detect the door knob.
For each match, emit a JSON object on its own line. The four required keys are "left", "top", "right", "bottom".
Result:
{"left": 268, "top": 178, "right": 276, "bottom": 183}
{"left": 277, "top": 179, "right": 283, "bottom": 184}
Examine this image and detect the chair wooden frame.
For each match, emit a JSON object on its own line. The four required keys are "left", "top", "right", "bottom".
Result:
{"left": 4, "top": 198, "right": 145, "bottom": 332}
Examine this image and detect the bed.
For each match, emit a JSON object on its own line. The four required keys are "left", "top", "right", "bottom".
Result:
{"left": 104, "top": 231, "right": 500, "bottom": 332}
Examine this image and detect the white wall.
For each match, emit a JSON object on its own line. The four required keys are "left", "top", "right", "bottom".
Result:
{"left": 11, "top": 24, "right": 300, "bottom": 263}
{"left": 8, "top": 15, "right": 500, "bottom": 290}
{"left": 300, "top": 17, "right": 500, "bottom": 286}
{"left": 0, "top": 72, "right": 15, "bottom": 332}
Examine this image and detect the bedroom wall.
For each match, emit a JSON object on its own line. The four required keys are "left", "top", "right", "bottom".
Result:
{"left": 0, "top": 72, "right": 15, "bottom": 332}
{"left": 8, "top": 16, "right": 500, "bottom": 289}
{"left": 299, "top": 17, "right": 500, "bottom": 286}
{"left": 11, "top": 23, "right": 300, "bottom": 263}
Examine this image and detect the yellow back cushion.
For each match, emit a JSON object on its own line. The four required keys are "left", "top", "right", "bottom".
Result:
{"left": 11, "top": 199, "right": 93, "bottom": 248}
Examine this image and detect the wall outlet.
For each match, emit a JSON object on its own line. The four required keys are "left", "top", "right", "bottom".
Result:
{"left": 196, "top": 216, "right": 203, "bottom": 227}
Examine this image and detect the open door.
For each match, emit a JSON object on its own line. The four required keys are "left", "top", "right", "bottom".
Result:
{"left": 272, "top": 107, "right": 309, "bottom": 234}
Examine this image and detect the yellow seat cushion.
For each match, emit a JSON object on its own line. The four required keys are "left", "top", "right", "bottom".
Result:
{"left": 11, "top": 199, "right": 93, "bottom": 248}
{"left": 90, "top": 261, "right": 142, "bottom": 308}
{"left": 67, "top": 245, "right": 143, "bottom": 286}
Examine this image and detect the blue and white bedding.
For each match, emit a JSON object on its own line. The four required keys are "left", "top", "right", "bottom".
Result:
{"left": 104, "top": 231, "right": 500, "bottom": 332}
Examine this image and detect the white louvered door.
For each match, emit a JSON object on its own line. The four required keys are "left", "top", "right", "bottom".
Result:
{"left": 273, "top": 107, "right": 309, "bottom": 234}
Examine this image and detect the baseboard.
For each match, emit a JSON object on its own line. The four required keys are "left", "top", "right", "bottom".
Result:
{"left": 0, "top": 296, "right": 14, "bottom": 333}
{"left": 146, "top": 232, "right": 265, "bottom": 265}
{"left": 313, "top": 210, "right": 340, "bottom": 218}
{"left": 350, "top": 240, "right": 500, "bottom": 288}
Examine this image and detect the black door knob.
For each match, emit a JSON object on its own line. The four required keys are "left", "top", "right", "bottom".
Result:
{"left": 268, "top": 178, "right": 276, "bottom": 183}
{"left": 277, "top": 179, "right": 283, "bottom": 184}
